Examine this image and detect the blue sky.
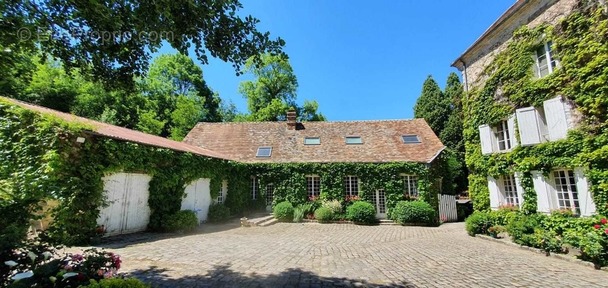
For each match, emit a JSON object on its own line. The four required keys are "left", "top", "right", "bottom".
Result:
{"left": 159, "top": 0, "right": 514, "bottom": 121}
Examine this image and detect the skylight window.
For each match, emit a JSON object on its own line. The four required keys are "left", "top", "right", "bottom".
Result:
{"left": 345, "top": 136, "right": 363, "bottom": 144}
{"left": 402, "top": 135, "right": 421, "bottom": 144}
{"left": 256, "top": 147, "right": 272, "bottom": 157}
{"left": 304, "top": 137, "right": 321, "bottom": 145}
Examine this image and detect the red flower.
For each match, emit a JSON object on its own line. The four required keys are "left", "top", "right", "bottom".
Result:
{"left": 601, "top": 218, "right": 607, "bottom": 225}
{"left": 605, "top": 229, "right": 608, "bottom": 235}
{"left": 594, "top": 224, "right": 601, "bottom": 229}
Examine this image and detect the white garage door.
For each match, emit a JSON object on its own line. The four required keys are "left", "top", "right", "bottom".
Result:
{"left": 97, "top": 173, "right": 151, "bottom": 236}
{"left": 181, "top": 178, "right": 212, "bottom": 223}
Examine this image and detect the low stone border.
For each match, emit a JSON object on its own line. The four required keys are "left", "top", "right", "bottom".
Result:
{"left": 476, "top": 234, "right": 607, "bottom": 271}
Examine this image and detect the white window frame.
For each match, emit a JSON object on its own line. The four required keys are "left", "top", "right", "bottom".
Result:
{"left": 304, "top": 137, "right": 321, "bottom": 145}
{"left": 400, "top": 174, "right": 418, "bottom": 198}
{"left": 306, "top": 175, "right": 320, "bottom": 199}
{"left": 216, "top": 180, "right": 228, "bottom": 204}
{"left": 500, "top": 175, "right": 519, "bottom": 207}
{"left": 251, "top": 176, "right": 259, "bottom": 200}
{"left": 265, "top": 183, "right": 274, "bottom": 206}
{"left": 344, "top": 176, "right": 359, "bottom": 197}
{"left": 494, "top": 120, "right": 512, "bottom": 151}
{"left": 550, "top": 169, "right": 580, "bottom": 214}
{"left": 534, "top": 41, "right": 559, "bottom": 78}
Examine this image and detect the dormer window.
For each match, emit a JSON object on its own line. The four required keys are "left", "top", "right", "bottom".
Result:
{"left": 256, "top": 147, "right": 272, "bottom": 157}
{"left": 345, "top": 136, "right": 363, "bottom": 145}
{"left": 535, "top": 41, "right": 558, "bottom": 78}
{"left": 304, "top": 137, "right": 321, "bottom": 145}
{"left": 402, "top": 135, "right": 421, "bottom": 144}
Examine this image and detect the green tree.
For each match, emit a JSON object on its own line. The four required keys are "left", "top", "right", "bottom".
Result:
{"left": 414, "top": 76, "right": 451, "bottom": 135}
{"left": 140, "top": 53, "right": 219, "bottom": 139}
{"left": 1, "top": 0, "right": 285, "bottom": 89}
{"left": 414, "top": 74, "right": 466, "bottom": 194}
{"left": 239, "top": 54, "right": 325, "bottom": 121}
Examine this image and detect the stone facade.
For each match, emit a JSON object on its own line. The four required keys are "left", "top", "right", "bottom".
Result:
{"left": 453, "top": 0, "right": 579, "bottom": 89}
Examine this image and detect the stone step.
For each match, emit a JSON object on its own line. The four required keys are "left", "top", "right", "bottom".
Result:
{"left": 249, "top": 215, "right": 274, "bottom": 226}
{"left": 258, "top": 218, "right": 278, "bottom": 227}
{"left": 379, "top": 219, "right": 399, "bottom": 225}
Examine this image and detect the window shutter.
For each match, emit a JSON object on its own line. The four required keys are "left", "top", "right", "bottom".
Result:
{"left": 516, "top": 107, "right": 543, "bottom": 145}
{"left": 543, "top": 97, "right": 569, "bottom": 141}
{"left": 507, "top": 114, "right": 518, "bottom": 148}
{"left": 574, "top": 168, "right": 596, "bottom": 216}
{"left": 487, "top": 176, "right": 501, "bottom": 210}
{"left": 479, "top": 125, "right": 493, "bottom": 155}
{"left": 514, "top": 172, "right": 525, "bottom": 208}
{"left": 532, "top": 171, "right": 552, "bottom": 213}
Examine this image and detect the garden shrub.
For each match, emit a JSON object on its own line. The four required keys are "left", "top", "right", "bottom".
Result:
{"left": 3, "top": 239, "right": 123, "bottom": 288}
{"left": 321, "top": 200, "right": 342, "bottom": 215}
{"left": 506, "top": 213, "right": 545, "bottom": 246}
{"left": 465, "top": 211, "right": 492, "bottom": 236}
{"left": 314, "top": 207, "right": 333, "bottom": 223}
{"left": 207, "top": 203, "right": 231, "bottom": 223}
{"left": 273, "top": 201, "right": 294, "bottom": 222}
{"left": 293, "top": 206, "right": 306, "bottom": 223}
{"left": 84, "top": 278, "right": 150, "bottom": 287}
{"left": 564, "top": 216, "right": 608, "bottom": 268}
{"left": 489, "top": 206, "right": 519, "bottom": 227}
{"left": 346, "top": 201, "right": 376, "bottom": 225}
{"left": 391, "top": 201, "right": 437, "bottom": 226}
{"left": 161, "top": 210, "right": 198, "bottom": 232}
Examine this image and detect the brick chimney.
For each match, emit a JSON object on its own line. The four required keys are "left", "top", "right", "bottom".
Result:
{"left": 286, "top": 109, "right": 297, "bottom": 130}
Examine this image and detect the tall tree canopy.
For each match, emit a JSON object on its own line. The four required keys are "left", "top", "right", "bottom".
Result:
{"left": 413, "top": 74, "right": 467, "bottom": 194}
{"left": 139, "top": 53, "right": 221, "bottom": 139}
{"left": 1, "top": 0, "right": 285, "bottom": 89}
{"left": 238, "top": 54, "right": 325, "bottom": 121}
{"left": 414, "top": 76, "right": 451, "bottom": 135}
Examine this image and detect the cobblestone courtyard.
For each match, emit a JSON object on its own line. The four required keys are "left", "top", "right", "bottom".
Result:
{"left": 98, "top": 222, "right": 607, "bottom": 287}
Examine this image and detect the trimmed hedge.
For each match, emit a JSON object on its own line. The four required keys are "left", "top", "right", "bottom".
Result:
{"left": 161, "top": 210, "right": 199, "bottom": 232}
{"left": 208, "top": 203, "right": 231, "bottom": 223}
{"left": 314, "top": 207, "right": 333, "bottom": 223}
{"left": 346, "top": 201, "right": 376, "bottom": 225}
{"left": 273, "top": 201, "right": 294, "bottom": 222}
{"left": 391, "top": 201, "right": 436, "bottom": 226}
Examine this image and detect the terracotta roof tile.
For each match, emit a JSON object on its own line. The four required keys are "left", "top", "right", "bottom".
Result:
{"left": 183, "top": 119, "right": 445, "bottom": 163}
{"left": 2, "top": 97, "right": 230, "bottom": 160}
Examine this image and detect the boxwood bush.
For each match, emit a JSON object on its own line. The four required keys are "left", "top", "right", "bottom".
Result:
{"left": 346, "top": 201, "right": 376, "bottom": 225}
{"left": 391, "top": 200, "right": 437, "bottom": 226}
{"left": 208, "top": 203, "right": 231, "bottom": 223}
{"left": 465, "top": 211, "right": 492, "bottom": 236}
{"left": 314, "top": 207, "right": 333, "bottom": 223}
{"left": 161, "top": 210, "right": 199, "bottom": 232}
{"left": 84, "top": 278, "right": 150, "bottom": 287}
{"left": 273, "top": 201, "right": 294, "bottom": 222}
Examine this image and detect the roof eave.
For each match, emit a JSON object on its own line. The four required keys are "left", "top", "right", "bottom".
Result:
{"left": 427, "top": 146, "right": 447, "bottom": 164}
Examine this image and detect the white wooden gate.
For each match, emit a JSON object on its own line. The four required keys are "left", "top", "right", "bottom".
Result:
{"left": 438, "top": 194, "right": 458, "bottom": 222}
{"left": 97, "top": 173, "right": 151, "bottom": 236}
{"left": 181, "top": 178, "right": 212, "bottom": 223}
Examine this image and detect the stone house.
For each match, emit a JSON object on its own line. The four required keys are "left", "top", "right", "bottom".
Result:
{"left": 183, "top": 110, "right": 446, "bottom": 219}
{"left": 451, "top": 0, "right": 604, "bottom": 215}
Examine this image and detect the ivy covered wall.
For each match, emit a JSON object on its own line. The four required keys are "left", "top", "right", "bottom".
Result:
{"left": 462, "top": 1, "right": 608, "bottom": 214}
{"left": 1, "top": 97, "right": 442, "bottom": 248}
{"left": 0, "top": 98, "right": 251, "bottom": 247}
{"left": 251, "top": 161, "right": 438, "bottom": 215}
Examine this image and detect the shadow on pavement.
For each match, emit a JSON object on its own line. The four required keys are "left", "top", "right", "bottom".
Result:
{"left": 94, "top": 218, "right": 243, "bottom": 249}
{"left": 127, "top": 264, "right": 417, "bottom": 288}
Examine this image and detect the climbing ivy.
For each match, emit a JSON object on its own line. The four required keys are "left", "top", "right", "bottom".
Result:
{"left": 1, "top": 97, "right": 442, "bottom": 249}
{"left": 464, "top": 1, "right": 608, "bottom": 214}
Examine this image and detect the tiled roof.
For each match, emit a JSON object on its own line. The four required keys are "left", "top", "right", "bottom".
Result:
{"left": 2, "top": 97, "right": 230, "bottom": 160}
{"left": 183, "top": 119, "right": 445, "bottom": 163}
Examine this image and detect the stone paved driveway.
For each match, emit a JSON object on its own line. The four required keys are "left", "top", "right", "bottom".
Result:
{"left": 96, "top": 222, "right": 607, "bottom": 287}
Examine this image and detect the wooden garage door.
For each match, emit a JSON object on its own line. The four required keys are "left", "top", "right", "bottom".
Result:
{"left": 97, "top": 173, "right": 151, "bottom": 236}
{"left": 181, "top": 178, "right": 212, "bottom": 223}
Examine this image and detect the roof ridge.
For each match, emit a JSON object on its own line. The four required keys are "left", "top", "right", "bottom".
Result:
{"left": 195, "top": 118, "right": 421, "bottom": 125}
